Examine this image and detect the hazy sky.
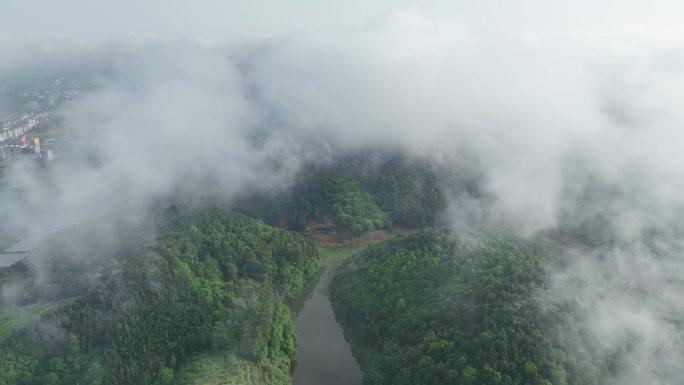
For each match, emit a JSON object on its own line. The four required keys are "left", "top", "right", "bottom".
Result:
{"left": 2, "top": 0, "right": 684, "bottom": 38}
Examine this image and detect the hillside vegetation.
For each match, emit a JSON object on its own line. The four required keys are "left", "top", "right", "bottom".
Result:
{"left": 330, "top": 229, "right": 608, "bottom": 385}
{"left": 0, "top": 210, "right": 319, "bottom": 385}
{"left": 236, "top": 154, "right": 452, "bottom": 235}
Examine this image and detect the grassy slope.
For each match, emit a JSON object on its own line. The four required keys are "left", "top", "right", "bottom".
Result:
{"left": 318, "top": 244, "right": 367, "bottom": 264}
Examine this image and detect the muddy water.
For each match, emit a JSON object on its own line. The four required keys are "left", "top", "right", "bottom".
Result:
{"left": 290, "top": 263, "right": 362, "bottom": 385}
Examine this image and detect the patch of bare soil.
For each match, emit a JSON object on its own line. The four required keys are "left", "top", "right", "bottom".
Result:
{"left": 314, "top": 227, "right": 413, "bottom": 248}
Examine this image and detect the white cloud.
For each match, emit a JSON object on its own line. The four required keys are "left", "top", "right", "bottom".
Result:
{"left": 3, "top": 6, "right": 684, "bottom": 382}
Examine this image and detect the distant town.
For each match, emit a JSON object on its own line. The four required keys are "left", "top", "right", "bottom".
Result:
{"left": 0, "top": 77, "right": 85, "bottom": 162}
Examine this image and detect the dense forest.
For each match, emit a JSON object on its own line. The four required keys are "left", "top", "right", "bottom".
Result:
{"left": 235, "top": 154, "right": 453, "bottom": 234}
{"left": 0, "top": 210, "right": 319, "bottom": 385}
{"left": 0, "top": 153, "right": 462, "bottom": 385}
{"left": 330, "top": 229, "right": 610, "bottom": 385}
{"left": 0, "top": 154, "right": 628, "bottom": 385}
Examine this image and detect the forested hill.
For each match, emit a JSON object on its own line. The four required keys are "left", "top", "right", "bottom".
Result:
{"left": 0, "top": 210, "right": 319, "bottom": 385}
{"left": 235, "top": 154, "right": 474, "bottom": 234}
{"left": 329, "top": 229, "right": 609, "bottom": 385}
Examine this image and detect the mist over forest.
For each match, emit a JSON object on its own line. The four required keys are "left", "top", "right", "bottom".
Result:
{"left": 1, "top": 3, "right": 683, "bottom": 385}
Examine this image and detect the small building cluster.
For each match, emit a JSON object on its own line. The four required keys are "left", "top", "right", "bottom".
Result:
{"left": 0, "top": 113, "right": 51, "bottom": 161}
{"left": 0, "top": 112, "right": 48, "bottom": 143}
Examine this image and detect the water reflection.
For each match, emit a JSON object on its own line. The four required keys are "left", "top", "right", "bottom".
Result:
{"left": 291, "top": 263, "right": 362, "bottom": 385}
